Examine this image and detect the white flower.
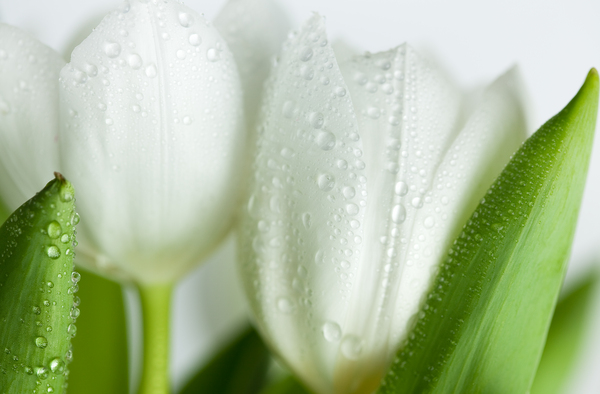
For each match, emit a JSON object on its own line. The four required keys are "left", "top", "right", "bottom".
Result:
{"left": 0, "top": 0, "right": 287, "bottom": 285}
{"left": 238, "top": 15, "right": 528, "bottom": 394}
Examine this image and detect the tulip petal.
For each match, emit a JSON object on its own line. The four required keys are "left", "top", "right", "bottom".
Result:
{"left": 336, "top": 46, "right": 465, "bottom": 392}
{"left": 0, "top": 24, "right": 64, "bottom": 211}
{"left": 214, "top": 0, "right": 290, "bottom": 128}
{"left": 59, "top": 0, "right": 245, "bottom": 284}
{"left": 239, "top": 14, "right": 368, "bottom": 394}
{"left": 379, "top": 69, "right": 598, "bottom": 394}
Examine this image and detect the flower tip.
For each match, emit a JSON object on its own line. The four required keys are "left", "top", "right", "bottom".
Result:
{"left": 54, "top": 171, "right": 66, "bottom": 183}
{"left": 587, "top": 67, "right": 598, "bottom": 85}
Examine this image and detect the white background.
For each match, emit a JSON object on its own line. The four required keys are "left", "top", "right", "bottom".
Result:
{"left": 1, "top": 0, "right": 599, "bottom": 392}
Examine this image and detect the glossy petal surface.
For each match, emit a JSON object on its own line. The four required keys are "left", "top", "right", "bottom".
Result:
{"left": 239, "top": 14, "right": 528, "bottom": 394}
{"left": 59, "top": 0, "right": 245, "bottom": 283}
{"left": 215, "top": 0, "right": 289, "bottom": 128}
{"left": 0, "top": 24, "right": 64, "bottom": 211}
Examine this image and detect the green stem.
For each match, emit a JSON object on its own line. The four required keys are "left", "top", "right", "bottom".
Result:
{"left": 137, "top": 283, "right": 173, "bottom": 394}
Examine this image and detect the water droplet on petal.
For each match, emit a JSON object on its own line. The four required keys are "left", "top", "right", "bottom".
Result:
{"left": 207, "top": 48, "right": 220, "bottom": 62}
{"left": 277, "top": 297, "right": 295, "bottom": 314}
{"left": 309, "top": 112, "right": 324, "bottom": 129}
{"left": 145, "top": 64, "right": 157, "bottom": 78}
{"left": 345, "top": 203, "right": 359, "bottom": 216}
{"left": 391, "top": 205, "right": 406, "bottom": 223}
{"left": 315, "top": 131, "right": 336, "bottom": 151}
{"left": 299, "top": 47, "right": 313, "bottom": 62}
{"left": 188, "top": 33, "right": 201, "bottom": 46}
{"left": 341, "top": 335, "right": 364, "bottom": 360}
{"left": 103, "top": 42, "right": 121, "bottom": 58}
{"left": 322, "top": 321, "right": 342, "bottom": 342}
{"left": 302, "top": 213, "right": 312, "bottom": 229}
{"left": 317, "top": 173, "right": 335, "bottom": 191}
{"left": 424, "top": 216, "right": 434, "bottom": 228}
{"left": 128, "top": 53, "right": 142, "bottom": 69}
{"left": 395, "top": 181, "right": 408, "bottom": 196}
{"left": 342, "top": 186, "right": 355, "bottom": 199}
{"left": 178, "top": 12, "right": 192, "bottom": 27}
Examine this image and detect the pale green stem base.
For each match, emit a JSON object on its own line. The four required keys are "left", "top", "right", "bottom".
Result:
{"left": 137, "top": 283, "right": 173, "bottom": 394}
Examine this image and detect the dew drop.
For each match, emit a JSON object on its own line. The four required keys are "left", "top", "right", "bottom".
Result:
{"left": 391, "top": 205, "right": 406, "bottom": 223}
{"left": 207, "top": 48, "right": 220, "bottom": 62}
{"left": 345, "top": 203, "right": 359, "bottom": 216}
{"left": 335, "top": 86, "right": 346, "bottom": 97}
{"left": 394, "top": 181, "right": 408, "bottom": 196}
{"left": 341, "top": 335, "right": 363, "bottom": 360}
{"left": 145, "top": 64, "right": 157, "bottom": 78}
{"left": 367, "top": 107, "right": 381, "bottom": 119}
{"left": 322, "top": 321, "right": 342, "bottom": 342}
{"left": 342, "top": 186, "right": 355, "bottom": 199}
{"left": 35, "top": 336, "right": 48, "bottom": 349}
{"left": 182, "top": 116, "right": 192, "bottom": 125}
{"left": 315, "top": 131, "right": 336, "bottom": 151}
{"left": 309, "top": 112, "right": 324, "bottom": 129}
{"left": 70, "top": 307, "right": 80, "bottom": 319}
{"left": 49, "top": 358, "right": 64, "bottom": 374}
{"left": 302, "top": 213, "right": 312, "bottom": 229}
{"left": 60, "top": 234, "right": 70, "bottom": 243}
{"left": 36, "top": 366, "right": 49, "bottom": 380}
{"left": 188, "top": 33, "right": 202, "bottom": 46}
{"left": 424, "top": 216, "right": 434, "bottom": 228}
{"left": 71, "top": 272, "right": 81, "bottom": 283}
{"left": 317, "top": 173, "right": 335, "bottom": 191}
{"left": 46, "top": 246, "right": 60, "bottom": 259}
{"left": 178, "top": 12, "right": 192, "bottom": 27}
{"left": 315, "top": 249, "right": 325, "bottom": 265}
{"left": 103, "top": 42, "right": 121, "bottom": 58}
{"left": 301, "top": 65, "right": 314, "bottom": 80}
{"left": 128, "top": 53, "right": 142, "bottom": 69}
{"left": 276, "top": 297, "right": 295, "bottom": 314}
{"left": 47, "top": 221, "right": 62, "bottom": 239}
{"left": 176, "top": 50, "right": 186, "bottom": 60}
{"left": 299, "top": 47, "right": 313, "bottom": 62}
{"left": 67, "top": 324, "right": 77, "bottom": 337}
{"left": 411, "top": 197, "right": 423, "bottom": 208}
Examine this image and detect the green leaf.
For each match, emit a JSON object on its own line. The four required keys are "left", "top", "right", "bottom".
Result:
{"left": 259, "top": 376, "right": 314, "bottom": 394}
{"left": 378, "top": 69, "right": 599, "bottom": 394}
{"left": 67, "top": 270, "right": 128, "bottom": 394}
{"left": 179, "top": 326, "right": 270, "bottom": 394}
{"left": 530, "top": 269, "right": 599, "bottom": 394}
{"left": 0, "top": 173, "right": 78, "bottom": 394}
{"left": 0, "top": 197, "right": 10, "bottom": 225}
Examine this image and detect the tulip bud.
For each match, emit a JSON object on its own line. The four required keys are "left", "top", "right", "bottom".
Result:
{"left": 238, "top": 15, "right": 527, "bottom": 394}
{"left": 59, "top": 0, "right": 245, "bottom": 284}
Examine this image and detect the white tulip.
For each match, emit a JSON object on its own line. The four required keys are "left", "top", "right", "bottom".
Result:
{"left": 0, "top": 24, "right": 64, "bottom": 211}
{"left": 238, "top": 14, "right": 528, "bottom": 394}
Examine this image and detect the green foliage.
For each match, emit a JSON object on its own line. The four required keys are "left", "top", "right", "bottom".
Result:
{"left": 259, "top": 376, "right": 313, "bottom": 394}
{"left": 180, "top": 327, "right": 270, "bottom": 394}
{"left": 531, "top": 270, "right": 599, "bottom": 394}
{"left": 67, "top": 270, "right": 128, "bottom": 394}
{"left": 378, "top": 69, "right": 599, "bottom": 394}
{"left": 0, "top": 173, "right": 78, "bottom": 394}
